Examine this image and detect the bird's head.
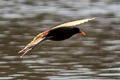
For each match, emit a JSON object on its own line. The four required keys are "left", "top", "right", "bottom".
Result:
{"left": 72, "top": 27, "right": 86, "bottom": 37}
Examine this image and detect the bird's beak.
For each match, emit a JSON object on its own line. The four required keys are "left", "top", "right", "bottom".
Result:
{"left": 80, "top": 30, "right": 86, "bottom": 37}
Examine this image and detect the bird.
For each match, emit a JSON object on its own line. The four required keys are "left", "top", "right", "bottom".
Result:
{"left": 18, "top": 18, "right": 95, "bottom": 58}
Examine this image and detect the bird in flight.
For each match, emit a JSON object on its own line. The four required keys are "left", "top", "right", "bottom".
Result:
{"left": 19, "top": 18, "right": 95, "bottom": 58}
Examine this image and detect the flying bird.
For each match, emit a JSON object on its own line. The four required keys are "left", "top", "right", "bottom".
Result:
{"left": 19, "top": 18, "right": 95, "bottom": 58}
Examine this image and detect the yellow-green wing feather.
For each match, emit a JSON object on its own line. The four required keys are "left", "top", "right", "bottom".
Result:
{"left": 51, "top": 18, "right": 95, "bottom": 30}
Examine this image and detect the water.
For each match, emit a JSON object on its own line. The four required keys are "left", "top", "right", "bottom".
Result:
{"left": 0, "top": 0, "right": 120, "bottom": 80}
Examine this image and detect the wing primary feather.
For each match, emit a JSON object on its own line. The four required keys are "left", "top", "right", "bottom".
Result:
{"left": 18, "top": 33, "right": 47, "bottom": 58}
{"left": 19, "top": 37, "right": 46, "bottom": 58}
{"left": 18, "top": 30, "right": 50, "bottom": 58}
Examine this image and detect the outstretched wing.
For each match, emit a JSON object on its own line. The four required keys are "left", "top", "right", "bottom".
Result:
{"left": 18, "top": 18, "right": 95, "bottom": 58}
{"left": 18, "top": 30, "right": 50, "bottom": 58}
{"left": 51, "top": 18, "right": 95, "bottom": 30}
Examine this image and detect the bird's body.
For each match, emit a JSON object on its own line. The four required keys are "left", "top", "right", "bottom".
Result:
{"left": 46, "top": 27, "right": 80, "bottom": 41}
{"left": 19, "top": 18, "right": 95, "bottom": 58}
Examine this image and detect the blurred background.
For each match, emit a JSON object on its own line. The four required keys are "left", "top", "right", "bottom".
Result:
{"left": 0, "top": 0, "right": 120, "bottom": 80}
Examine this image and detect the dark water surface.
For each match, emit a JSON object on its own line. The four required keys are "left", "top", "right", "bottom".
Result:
{"left": 0, "top": 0, "right": 120, "bottom": 80}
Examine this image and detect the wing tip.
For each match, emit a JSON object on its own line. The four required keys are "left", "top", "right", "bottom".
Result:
{"left": 87, "top": 18, "right": 96, "bottom": 21}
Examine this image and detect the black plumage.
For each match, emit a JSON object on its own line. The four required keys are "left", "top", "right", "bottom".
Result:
{"left": 46, "top": 27, "right": 80, "bottom": 41}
